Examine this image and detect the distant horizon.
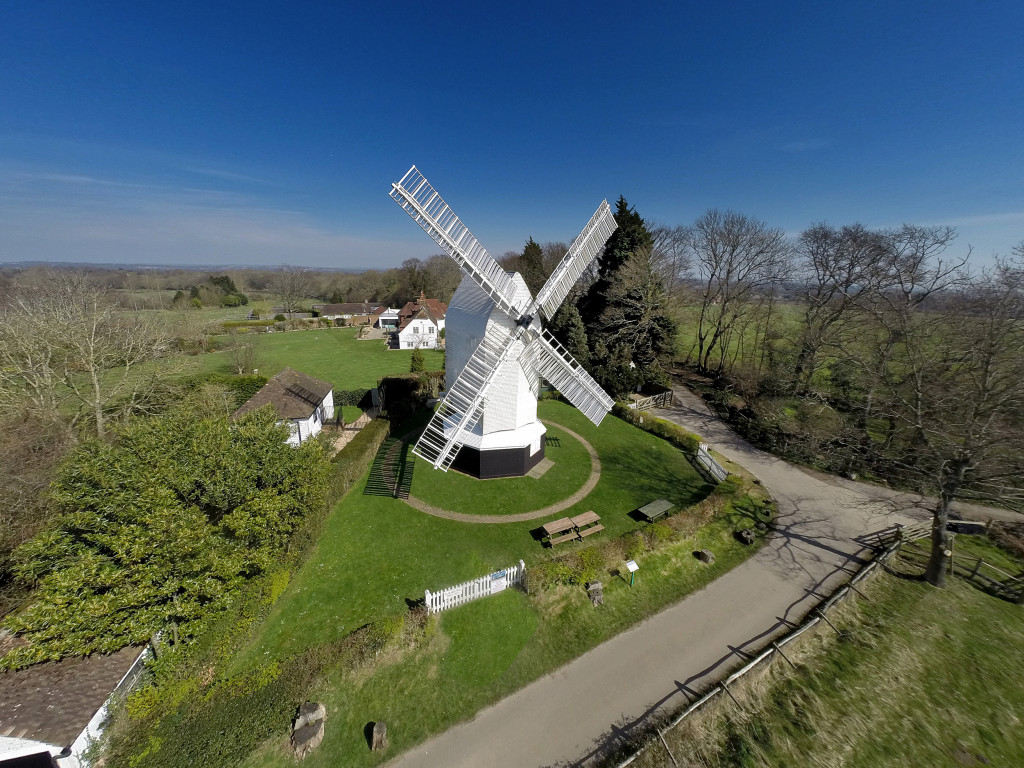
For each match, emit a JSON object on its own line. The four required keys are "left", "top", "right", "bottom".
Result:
{"left": 0, "top": 259, "right": 386, "bottom": 273}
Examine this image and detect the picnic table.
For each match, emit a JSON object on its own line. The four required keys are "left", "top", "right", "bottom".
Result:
{"left": 637, "top": 499, "right": 674, "bottom": 523}
{"left": 542, "top": 512, "right": 604, "bottom": 546}
{"left": 571, "top": 510, "right": 604, "bottom": 539}
{"left": 542, "top": 517, "right": 578, "bottom": 547}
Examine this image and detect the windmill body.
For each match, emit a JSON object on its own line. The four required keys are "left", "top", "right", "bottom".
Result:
{"left": 445, "top": 272, "right": 547, "bottom": 476}
{"left": 390, "top": 165, "right": 618, "bottom": 478}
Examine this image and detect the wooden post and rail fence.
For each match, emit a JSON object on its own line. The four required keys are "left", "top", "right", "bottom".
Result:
{"left": 613, "top": 519, "right": 1022, "bottom": 768}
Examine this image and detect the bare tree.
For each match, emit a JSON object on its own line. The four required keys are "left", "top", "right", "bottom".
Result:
{"left": 790, "top": 223, "right": 891, "bottom": 394}
{"left": 0, "top": 273, "right": 169, "bottom": 437}
{"left": 226, "top": 329, "right": 260, "bottom": 375}
{"left": 874, "top": 256, "right": 1024, "bottom": 586}
{"left": 649, "top": 222, "right": 691, "bottom": 295}
{"left": 685, "top": 209, "right": 791, "bottom": 374}
{"left": 271, "top": 264, "right": 314, "bottom": 316}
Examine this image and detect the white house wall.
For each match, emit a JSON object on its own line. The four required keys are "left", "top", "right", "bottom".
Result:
{"left": 398, "top": 319, "right": 440, "bottom": 349}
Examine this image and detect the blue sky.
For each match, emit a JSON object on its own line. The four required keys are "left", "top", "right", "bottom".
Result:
{"left": 2, "top": 0, "right": 1022, "bottom": 269}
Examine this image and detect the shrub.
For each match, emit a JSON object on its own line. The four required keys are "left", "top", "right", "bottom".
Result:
{"left": 626, "top": 531, "right": 647, "bottom": 561}
{"left": 273, "top": 314, "right": 286, "bottom": 322}
{"left": 334, "top": 389, "right": 371, "bottom": 408}
{"left": 410, "top": 348, "right": 425, "bottom": 372}
{"left": 649, "top": 522, "right": 674, "bottom": 543}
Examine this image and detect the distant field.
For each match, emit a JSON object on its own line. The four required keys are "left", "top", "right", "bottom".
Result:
{"left": 179, "top": 327, "right": 445, "bottom": 391}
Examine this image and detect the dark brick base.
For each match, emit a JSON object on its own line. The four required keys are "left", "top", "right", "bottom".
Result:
{"left": 451, "top": 442, "right": 546, "bottom": 479}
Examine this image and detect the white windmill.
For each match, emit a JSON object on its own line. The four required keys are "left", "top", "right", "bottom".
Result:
{"left": 390, "top": 166, "right": 617, "bottom": 478}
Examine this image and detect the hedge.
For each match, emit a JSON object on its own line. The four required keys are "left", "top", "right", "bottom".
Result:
{"left": 334, "top": 388, "right": 372, "bottom": 408}
{"left": 612, "top": 402, "right": 702, "bottom": 455}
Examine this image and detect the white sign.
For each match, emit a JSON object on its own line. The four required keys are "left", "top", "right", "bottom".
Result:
{"left": 625, "top": 560, "right": 639, "bottom": 573}
{"left": 490, "top": 569, "right": 509, "bottom": 594}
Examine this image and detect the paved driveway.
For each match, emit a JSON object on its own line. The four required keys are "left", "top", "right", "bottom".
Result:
{"left": 385, "top": 386, "right": 1004, "bottom": 768}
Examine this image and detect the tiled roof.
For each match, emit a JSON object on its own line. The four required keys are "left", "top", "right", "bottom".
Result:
{"left": 399, "top": 292, "right": 447, "bottom": 321}
{"left": 232, "top": 368, "right": 332, "bottom": 421}
{"left": 0, "top": 646, "right": 145, "bottom": 749}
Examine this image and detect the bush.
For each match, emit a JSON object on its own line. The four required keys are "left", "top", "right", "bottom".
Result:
{"left": 273, "top": 314, "right": 286, "bottom": 322}
{"left": 334, "top": 389, "right": 371, "bottom": 408}
{"left": 410, "top": 348, "right": 425, "bottom": 372}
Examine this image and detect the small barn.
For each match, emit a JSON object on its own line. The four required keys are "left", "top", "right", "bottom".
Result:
{"left": 233, "top": 368, "right": 334, "bottom": 446}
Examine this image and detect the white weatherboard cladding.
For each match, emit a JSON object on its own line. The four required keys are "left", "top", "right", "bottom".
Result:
{"left": 446, "top": 273, "right": 540, "bottom": 438}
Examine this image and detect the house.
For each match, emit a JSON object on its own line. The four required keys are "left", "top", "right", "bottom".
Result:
{"left": 395, "top": 292, "right": 447, "bottom": 350}
{"left": 314, "top": 302, "right": 386, "bottom": 325}
{"left": 377, "top": 307, "right": 400, "bottom": 330}
{"left": 232, "top": 368, "right": 334, "bottom": 446}
{"left": 0, "top": 642, "right": 149, "bottom": 768}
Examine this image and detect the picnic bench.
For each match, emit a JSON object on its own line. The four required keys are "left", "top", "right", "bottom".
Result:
{"left": 542, "top": 512, "right": 604, "bottom": 546}
{"left": 637, "top": 499, "right": 674, "bottom": 523}
{"left": 542, "top": 517, "right": 579, "bottom": 547}
{"left": 572, "top": 510, "right": 604, "bottom": 539}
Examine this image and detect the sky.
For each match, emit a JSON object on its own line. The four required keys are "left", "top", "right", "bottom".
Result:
{"left": 1, "top": 0, "right": 1022, "bottom": 270}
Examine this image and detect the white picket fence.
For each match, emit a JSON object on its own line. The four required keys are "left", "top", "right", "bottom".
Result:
{"left": 425, "top": 560, "right": 526, "bottom": 613}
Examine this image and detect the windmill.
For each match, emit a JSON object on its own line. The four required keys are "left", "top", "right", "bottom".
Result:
{"left": 390, "top": 166, "right": 617, "bottom": 478}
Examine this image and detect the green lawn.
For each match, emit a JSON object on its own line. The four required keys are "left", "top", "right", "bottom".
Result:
{"left": 409, "top": 423, "right": 589, "bottom": 516}
{"left": 230, "top": 400, "right": 715, "bottom": 670}
{"left": 237, "top": 512, "right": 762, "bottom": 768}
{"left": 642, "top": 536, "right": 1024, "bottom": 768}
{"left": 167, "top": 326, "right": 444, "bottom": 391}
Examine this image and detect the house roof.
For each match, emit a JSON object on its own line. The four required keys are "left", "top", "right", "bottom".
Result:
{"left": 398, "top": 305, "right": 442, "bottom": 331}
{"left": 0, "top": 646, "right": 145, "bottom": 749}
{"left": 398, "top": 292, "right": 447, "bottom": 322}
{"left": 233, "top": 368, "right": 333, "bottom": 421}
{"left": 317, "top": 303, "right": 386, "bottom": 316}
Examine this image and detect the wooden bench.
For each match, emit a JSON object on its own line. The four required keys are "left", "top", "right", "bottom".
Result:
{"left": 571, "top": 510, "right": 604, "bottom": 539}
{"left": 637, "top": 499, "right": 674, "bottom": 523}
{"left": 543, "top": 517, "right": 578, "bottom": 547}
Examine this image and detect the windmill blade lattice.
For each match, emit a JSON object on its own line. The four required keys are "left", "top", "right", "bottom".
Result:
{"left": 390, "top": 165, "right": 617, "bottom": 471}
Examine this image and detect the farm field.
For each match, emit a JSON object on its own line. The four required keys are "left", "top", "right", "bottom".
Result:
{"left": 638, "top": 535, "right": 1024, "bottom": 768}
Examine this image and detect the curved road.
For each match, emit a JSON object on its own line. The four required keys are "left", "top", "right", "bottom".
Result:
{"left": 385, "top": 386, "right": 1013, "bottom": 768}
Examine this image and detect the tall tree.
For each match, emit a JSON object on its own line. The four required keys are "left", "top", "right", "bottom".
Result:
{"left": 873, "top": 256, "right": 1024, "bottom": 586}
{"left": 685, "top": 209, "right": 791, "bottom": 375}
{"left": 271, "top": 264, "right": 314, "bottom": 316}
{"left": 790, "top": 223, "right": 890, "bottom": 394}
{"left": 580, "top": 197, "right": 676, "bottom": 395}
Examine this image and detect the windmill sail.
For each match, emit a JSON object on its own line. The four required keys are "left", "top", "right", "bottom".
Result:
{"left": 522, "top": 330, "right": 615, "bottom": 426}
{"left": 391, "top": 166, "right": 522, "bottom": 318}
{"left": 533, "top": 200, "right": 617, "bottom": 320}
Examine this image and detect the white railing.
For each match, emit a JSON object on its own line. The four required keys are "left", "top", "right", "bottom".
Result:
{"left": 424, "top": 560, "right": 526, "bottom": 613}
{"left": 697, "top": 442, "right": 729, "bottom": 483}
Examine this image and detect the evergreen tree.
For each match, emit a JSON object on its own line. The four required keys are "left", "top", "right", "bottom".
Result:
{"left": 520, "top": 236, "right": 546, "bottom": 296}
{"left": 548, "top": 301, "right": 590, "bottom": 366}
{"left": 578, "top": 197, "right": 676, "bottom": 397}
{"left": 410, "top": 348, "right": 425, "bottom": 372}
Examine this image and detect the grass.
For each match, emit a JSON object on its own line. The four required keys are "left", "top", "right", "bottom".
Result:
{"left": 408, "top": 423, "right": 591, "bottom": 516}
{"left": 162, "top": 326, "right": 444, "bottom": 391}
{"left": 237, "top": 512, "right": 764, "bottom": 768}
{"left": 229, "top": 400, "right": 715, "bottom": 670}
{"left": 638, "top": 536, "right": 1024, "bottom": 768}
